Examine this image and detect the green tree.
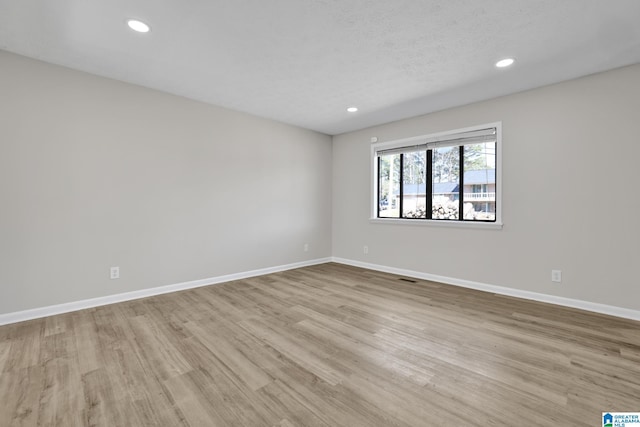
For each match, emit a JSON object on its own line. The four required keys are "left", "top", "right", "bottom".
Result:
{"left": 464, "top": 143, "right": 493, "bottom": 171}
{"left": 379, "top": 154, "right": 400, "bottom": 205}
{"left": 403, "top": 151, "right": 426, "bottom": 184}
{"left": 432, "top": 142, "right": 496, "bottom": 184}
{"left": 432, "top": 147, "right": 459, "bottom": 183}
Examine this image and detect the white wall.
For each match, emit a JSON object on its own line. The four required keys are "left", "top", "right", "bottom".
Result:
{"left": 0, "top": 51, "right": 332, "bottom": 315}
{"left": 332, "top": 64, "right": 640, "bottom": 311}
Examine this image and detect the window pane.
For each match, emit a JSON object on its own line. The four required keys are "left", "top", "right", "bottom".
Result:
{"left": 402, "top": 151, "right": 426, "bottom": 218}
{"left": 463, "top": 142, "right": 496, "bottom": 221}
{"left": 378, "top": 153, "right": 400, "bottom": 217}
{"left": 432, "top": 146, "right": 459, "bottom": 220}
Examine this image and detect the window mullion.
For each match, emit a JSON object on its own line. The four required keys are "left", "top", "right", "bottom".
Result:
{"left": 377, "top": 156, "right": 381, "bottom": 218}
{"left": 458, "top": 145, "right": 464, "bottom": 221}
{"left": 426, "top": 149, "right": 433, "bottom": 220}
{"left": 399, "top": 153, "right": 404, "bottom": 218}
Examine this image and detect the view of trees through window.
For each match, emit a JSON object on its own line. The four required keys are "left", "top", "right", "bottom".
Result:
{"left": 378, "top": 141, "right": 496, "bottom": 221}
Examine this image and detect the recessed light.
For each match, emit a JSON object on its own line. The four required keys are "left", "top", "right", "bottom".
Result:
{"left": 347, "top": 107, "right": 358, "bottom": 113}
{"left": 495, "top": 58, "right": 515, "bottom": 68}
{"left": 127, "top": 19, "right": 150, "bottom": 33}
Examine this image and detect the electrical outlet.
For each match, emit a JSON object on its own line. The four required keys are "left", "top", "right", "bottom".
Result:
{"left": 363, "top": 245, "right": 369, "bottom": 255}
{"left": 110, "top": 266, "right": 120, "bottom": 280}
{"left": 551, "top": 270, "right": 562, "bottom": 283}
{"left": 303, "top": 243, "right": 309, "bottom": 252}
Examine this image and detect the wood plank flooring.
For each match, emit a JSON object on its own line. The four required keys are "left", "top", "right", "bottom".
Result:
{"left": 1, "top": 263, "right": 639, "bottom": 426}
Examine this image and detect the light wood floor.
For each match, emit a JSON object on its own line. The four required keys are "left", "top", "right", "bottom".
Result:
{"left": 1, "top": 263, "right": 639, "bottom": 426}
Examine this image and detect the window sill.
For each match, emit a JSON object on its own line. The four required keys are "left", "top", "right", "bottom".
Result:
{"left": 369, "top": 217, "right": 503, "bottom": 229}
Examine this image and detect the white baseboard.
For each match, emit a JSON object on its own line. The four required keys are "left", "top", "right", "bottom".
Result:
{"left": 0, "top": 257, "right": 332, "bottom": 326}
{"left": 331, "top": 257, "right": 640, "bottom": 322}
{"left": 3, "top": 256, "right": 638, "bottom": 326}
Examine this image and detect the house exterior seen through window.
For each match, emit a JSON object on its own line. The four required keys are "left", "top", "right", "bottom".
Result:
{"left": 372, "top": 123, "right": 501, "bottom": 224}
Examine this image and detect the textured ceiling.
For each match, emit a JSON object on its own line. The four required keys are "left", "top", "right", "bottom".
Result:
{"left": 1, "top": 0, "right": 639, "bottom": 135}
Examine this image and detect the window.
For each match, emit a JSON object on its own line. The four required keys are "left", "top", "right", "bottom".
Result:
{"left": 372, "top": 123, "right": 501, "bottom": 224}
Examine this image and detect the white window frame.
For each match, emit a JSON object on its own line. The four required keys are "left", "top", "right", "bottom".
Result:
{"left": 370, "top": 122, "right": 503, "bottom": 229}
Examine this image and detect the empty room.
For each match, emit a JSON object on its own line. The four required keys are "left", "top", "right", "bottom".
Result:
{"left": 1, "top": 1, "right": 639, "bottom": 426}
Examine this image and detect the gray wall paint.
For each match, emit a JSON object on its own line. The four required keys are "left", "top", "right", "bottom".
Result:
{"left": 0, "top": 51, "right": 332, "bottom": 314}
{"left": 332, "top": 64, "right": 640, "bottom": 311}
{"left": 2, "top": 49, "right": 638, "bottom": 316}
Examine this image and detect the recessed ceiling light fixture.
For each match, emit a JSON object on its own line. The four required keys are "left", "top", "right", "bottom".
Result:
{"left": 347, "top": 107, "right": 358, "bottom": 113}
{"left": 495, "top": 58, "right": 515, "bottom": 68}
{"left": 127, "top": 19, "right": 150, "bottom": 33}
